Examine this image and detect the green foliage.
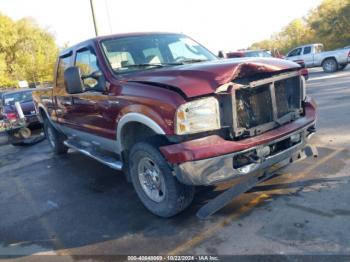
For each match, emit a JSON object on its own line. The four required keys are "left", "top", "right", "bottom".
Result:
{"left": 250, "top": 0, "right": 350, "bottom": 54}
{"left": 0, "top": 13, "right": 58, "bottom": 88}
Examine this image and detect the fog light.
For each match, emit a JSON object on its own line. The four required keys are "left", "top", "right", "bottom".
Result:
{"left": 290, "top": 133, "right": 301, "bottom": 143}
{"left": 237, "top": 163, "right": 257, "bottom": 174}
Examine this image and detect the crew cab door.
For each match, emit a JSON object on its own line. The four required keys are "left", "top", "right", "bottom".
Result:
{"left": 68, "top": 46, "right": 117, "bottom": 143}
{"left": 301, "top": 45, "right": 314, "bottom": 67}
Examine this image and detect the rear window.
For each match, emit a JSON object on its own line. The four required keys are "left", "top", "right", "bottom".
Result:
{"left": 3, "top": 91, "right": 33, "bottom": 106}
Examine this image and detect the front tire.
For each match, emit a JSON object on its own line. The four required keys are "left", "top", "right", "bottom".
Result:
{"left": 338, "top": 64, "right": 347, "bottom": 71}
{"left": 322, "top": 58, "right": 338, "bottom": 73}
{"left": 43, "top": 118, "right": 68, "bottom": 154}
{"left": 129, "top": 142, "right": 195, "bottom": 217}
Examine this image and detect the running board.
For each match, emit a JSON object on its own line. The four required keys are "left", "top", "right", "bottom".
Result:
{"left": 64, "top": 140, "right": 123, "bottom": 170}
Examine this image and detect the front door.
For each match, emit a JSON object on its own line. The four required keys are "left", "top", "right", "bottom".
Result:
{"left": 69, "top": 46, "right": 117, "bottom": 142}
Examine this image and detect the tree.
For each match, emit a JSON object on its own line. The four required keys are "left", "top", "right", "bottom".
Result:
{"left": 250, "top": 0, "right": 350, "bottom": 54}
{"left": 308, "top": 0, "right": 350, "bottom": 49}
{"left": 0, "top": 13, "right": 58, "bottom": 87}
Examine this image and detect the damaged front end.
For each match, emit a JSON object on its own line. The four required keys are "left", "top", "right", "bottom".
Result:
{"left": 218, "top": 69, "right": 306, "bottom": 139}
{"left": 163, "top": 63, "right": 317, "bottom": 218}
{"left": 161, "top": 63, "right": 317, "bottom": 186}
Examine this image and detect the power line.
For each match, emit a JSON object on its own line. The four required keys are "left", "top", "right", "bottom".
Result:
{"left": 90, "top": 0, "right": 99, "bottom": 36}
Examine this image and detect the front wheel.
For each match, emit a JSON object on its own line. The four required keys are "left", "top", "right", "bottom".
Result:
{"left": 338, "top": 64, "right": 347, "bottom": 71}
{"left": 43, "top": 118, "right": 68, "bottom": 154}
{"left": 129, "top": 142, "right": 195, "bottom": 217}
{"left": 322, "top": 58, "right": 338, "bottom": 73}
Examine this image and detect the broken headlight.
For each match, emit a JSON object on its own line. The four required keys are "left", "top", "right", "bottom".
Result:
{"left": 175, "top": 97, "right": 221, "bottom": 135}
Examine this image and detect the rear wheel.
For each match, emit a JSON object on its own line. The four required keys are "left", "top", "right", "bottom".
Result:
{"left": 322, "top": 58, "right": 338, "bottom": 73}
{"left": 129, "top": 142, "right": 195, "bottom": 217}
{"left": 43, "top": 118, "right": 68, "bottom": 154}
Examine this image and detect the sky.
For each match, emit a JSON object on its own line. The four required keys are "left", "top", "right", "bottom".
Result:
{"left": 0, "top": 0, "right": 323, "bottom": 53}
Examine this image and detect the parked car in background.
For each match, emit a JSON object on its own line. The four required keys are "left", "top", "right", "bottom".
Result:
{"left": 225, "top": 49, "right": 272, "bottom": 58}
{"left": 0, "top": 89, "right": 43, "bottom": 145}
{"left": 285, "top": 43, "right": 350, "bottom": 72}
{"left": 33, "top": 32, "right": 317, "bottom": 218}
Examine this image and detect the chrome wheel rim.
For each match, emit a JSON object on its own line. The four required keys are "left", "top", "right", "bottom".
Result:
{"left": 138, "top": 157, "right": 166, "bottom": 203}
{"left": 46, "top": 125, "right": 55, "bottom": 148}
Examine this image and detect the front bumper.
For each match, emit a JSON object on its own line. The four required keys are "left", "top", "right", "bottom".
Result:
{"left": 174, "top": 127, "right": 317, "bottom": 185}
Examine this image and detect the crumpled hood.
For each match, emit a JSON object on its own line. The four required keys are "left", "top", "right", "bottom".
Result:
{"left": 125, "top": 58, "right": 301, "bottom": 98}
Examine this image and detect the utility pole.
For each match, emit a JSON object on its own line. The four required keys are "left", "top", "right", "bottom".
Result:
{"left": 90, "top": 0, "right": 99, "bottom": 36}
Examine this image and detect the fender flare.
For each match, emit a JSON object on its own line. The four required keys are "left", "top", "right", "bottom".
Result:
{"left": 116, "top": 113, "right": 166, "bottom": 152}
{"left": 37, "top": 104, "right": 49, "bottom": 123}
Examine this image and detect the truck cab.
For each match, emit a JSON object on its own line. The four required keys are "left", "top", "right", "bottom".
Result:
{"left": 286, "top": 44, "right": 323, "bottom": 68}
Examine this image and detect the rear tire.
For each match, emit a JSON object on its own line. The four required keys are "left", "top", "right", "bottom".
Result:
{"left": 43, "top": 118, "right": 68, "bottom": 154}
{"left": 129, "top": 142, "right": 194, "bottom": 217}
{"left": 322, "top": 58, "right": 338, "bottom": 73}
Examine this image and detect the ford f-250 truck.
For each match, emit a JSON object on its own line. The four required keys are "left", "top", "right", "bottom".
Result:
{"left": 33, "top": 33, "right": 317, "bottom": 218}
{"left": 286, "top": 43, "right": 350, "bottom": 72}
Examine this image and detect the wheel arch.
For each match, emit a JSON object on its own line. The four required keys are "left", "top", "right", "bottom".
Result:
{"left": 117, "top": 113, "right": 167, "bottom": 153}
{"left": 321, "top": 56, "right": 338, "bottom": 65}
{"left": 37, "top": 104, "right": 49, "bottom": 122}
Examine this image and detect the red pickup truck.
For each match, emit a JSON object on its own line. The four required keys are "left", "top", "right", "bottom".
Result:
{"left": 33, "top": 33, "right": 317, "bottom": 218}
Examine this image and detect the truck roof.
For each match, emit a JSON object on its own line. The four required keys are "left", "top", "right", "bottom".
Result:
{"left": 294, "top": 43, "right": 323, "bottom": 49}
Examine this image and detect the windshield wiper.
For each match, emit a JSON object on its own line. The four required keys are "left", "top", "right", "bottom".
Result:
{"left": 121, "top": 63, "right": 167, "bottom": 69}
{"left": 176, "top": 58, "right": 208, "bottom": 64}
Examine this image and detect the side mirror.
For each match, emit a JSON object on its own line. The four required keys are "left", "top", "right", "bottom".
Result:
{"left": 64, "top": 66, "right": 85, "bottom": 94}
{"left": 218, "top": 51, "right": 226, "bottom": 58}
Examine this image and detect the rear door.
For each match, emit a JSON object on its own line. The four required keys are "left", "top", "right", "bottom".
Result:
{"left": 301, "top": 45, "right": 314, "bottom": 67}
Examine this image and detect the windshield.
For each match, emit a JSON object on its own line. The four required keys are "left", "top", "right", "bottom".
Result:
{"left": 100, "top": 34, "right": 217, "bottom": 73}
{"left": 245, "top": 51, "right": 272, "bottom": 58}
{"left": 3, "top": 91, "right": 33, "bottom": 106}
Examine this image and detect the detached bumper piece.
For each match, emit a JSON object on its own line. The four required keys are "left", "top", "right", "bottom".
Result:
{"left": 196, "top": 142, "right": 317, "bottom": 219}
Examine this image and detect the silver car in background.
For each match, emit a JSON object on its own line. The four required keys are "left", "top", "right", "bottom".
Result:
{"left": 286, "top": 43, "right": 350, "bottom": 72}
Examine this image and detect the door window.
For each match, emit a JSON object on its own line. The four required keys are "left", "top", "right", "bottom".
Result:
{"left": 75, "top": 48, "right": 101, "bottom": 90}
{"left": 288, "top": 48, "right": 302, "bottom": 57}
{"left": 56, "top": 55, "right": 72, "bottom": 88}
{"left": 303, "top": 46, "right": 311, "bottom": 54}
